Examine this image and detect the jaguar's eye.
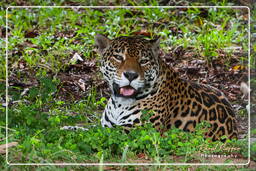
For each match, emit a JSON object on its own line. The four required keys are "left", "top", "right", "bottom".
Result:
{"left": 140, "top": 59, "right": 149, "bottom": 65}
{"left": 113, "top": 55, "right": 123, "bottom": 61}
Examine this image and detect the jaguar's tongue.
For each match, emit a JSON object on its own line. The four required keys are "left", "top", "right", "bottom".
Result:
{"left": 120, "top": 86, "right": 135, "bottom": 96}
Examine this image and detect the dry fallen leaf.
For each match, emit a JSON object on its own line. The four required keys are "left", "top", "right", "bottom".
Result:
{"left": 70, "top": 53, "right": 84, "bottom": 64}
{"left": 240, "top": 82, "right": 250, "bottom": 99}
{"left": 133, "top": 29, "right": 151, "bottom": 37}
{"left": 77, "top": 79, "right": 86, "bottom": 91}
{"left": 232, "top": 65, "right": 245, "bottom": 72}
{"left": 137, "top": 152, "right": 147, "bottom": 159}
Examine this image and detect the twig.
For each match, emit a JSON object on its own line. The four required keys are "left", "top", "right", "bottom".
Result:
{"left": 0, "top": 126, "right": 17, "bottom": 132}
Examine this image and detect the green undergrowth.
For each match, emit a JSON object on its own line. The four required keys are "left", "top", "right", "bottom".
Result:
{"left": 4, "top": 114, "right": 248, "bottom": 164}
{"left": 1, "top": 75, "right": 249, "bottom": 165}
{"left": 1, "top": 6, "right": 248, "bottom": 80}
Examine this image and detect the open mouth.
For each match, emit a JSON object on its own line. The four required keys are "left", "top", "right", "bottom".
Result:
{"left": 120, "top": 86, "right": 136, "bottom": 97}
{"left": 113, "top": 83, "right": 137, "bottom": 98}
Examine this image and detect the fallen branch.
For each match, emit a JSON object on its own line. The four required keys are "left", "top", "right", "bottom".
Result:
{"left": 0, "top": 142, "right": 18, "bottom": 154}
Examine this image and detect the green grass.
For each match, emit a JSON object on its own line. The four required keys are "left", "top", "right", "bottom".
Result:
{"left": 4, "top": 102, "right": 248, "bottom": 163}
{"left": 3, "top": 7, "right": 248, "bottom": 80}
{"left": 0, "top": 0, "right": 252, "bottom": 170}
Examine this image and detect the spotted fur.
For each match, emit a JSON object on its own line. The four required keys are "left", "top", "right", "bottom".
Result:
{"left": 95, "top": 34, "right": 238, "bottom": 141}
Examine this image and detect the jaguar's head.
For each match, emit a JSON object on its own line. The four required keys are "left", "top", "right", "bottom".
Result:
{"left": 95, "top": 34, "right": 161, "bottom": 103}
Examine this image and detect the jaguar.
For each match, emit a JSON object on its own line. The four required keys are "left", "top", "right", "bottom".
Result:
{"left": 95, "top": 34, "right": 238, "bottom": 141}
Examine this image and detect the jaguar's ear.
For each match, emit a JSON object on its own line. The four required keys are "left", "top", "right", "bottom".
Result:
{"left": 150, "top": 36, "right": 160, "bottom": 55}
{"left": 95, "top": 34, "right": 111, "bottom": 54}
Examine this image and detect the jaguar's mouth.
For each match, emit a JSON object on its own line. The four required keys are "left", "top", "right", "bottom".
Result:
{"left": 120, "top": 86, "right": 136, "bottom": 96}
{"left": 113, "top": 83, "right": 137, "bottom": 98}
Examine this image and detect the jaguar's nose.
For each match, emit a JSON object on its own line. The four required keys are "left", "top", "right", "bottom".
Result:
{"left": 123, "top": 71, "right": 139, "bottom": 82}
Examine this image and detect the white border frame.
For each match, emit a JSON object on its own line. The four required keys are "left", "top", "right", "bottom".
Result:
{"left": 5, "top": 6, "right": 251, "bottom": 166}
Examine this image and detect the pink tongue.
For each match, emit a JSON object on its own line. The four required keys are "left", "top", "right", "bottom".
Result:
{"left": 120, "top": 87, "right": 135, "bottom": 96}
